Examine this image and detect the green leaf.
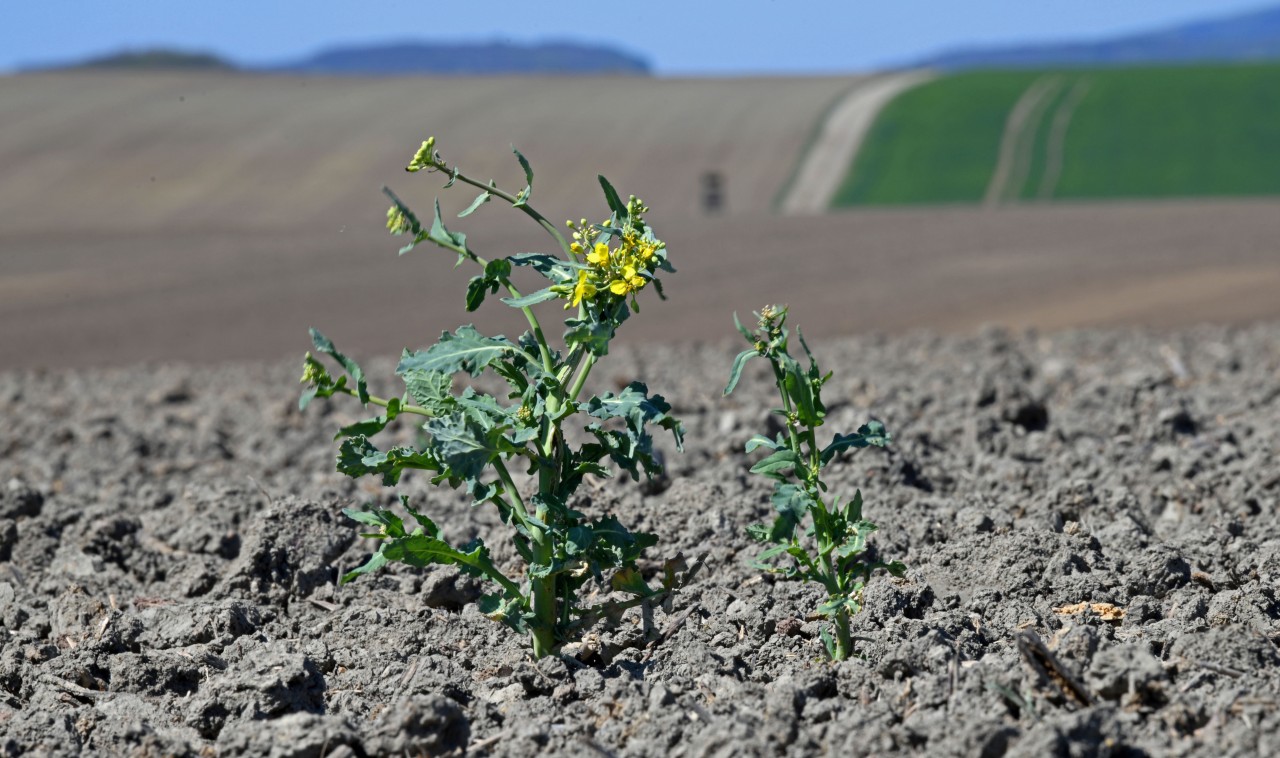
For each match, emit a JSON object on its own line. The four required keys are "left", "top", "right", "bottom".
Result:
{"left": 724, "top": 349, "right": 756, "bottom": 396}
{"left": 733, "top": 311, "right": 754, "bottom": 342}
{"left": 401, "top": 368, "right": 455, "bottom": 413}
{"left": 772, "top": 483, "right": 814, "bottom": 523}
{"left": 587, "top": 515, "right": 658, "bottom": 566}
{"left": 508, "top": 253, "right": 579, "bottom": 285}
{"left": 512, "top": 146, "right": 534, "bottom": 207}
{"left": 844, "top": 489, "right": 864, "bottom": 522}
{"left": 397, "top": 325, "right": 517, "bottom": 377}
{"left": 598, "top": 175, "right": 627, "bottom": 217}
{"left": 780, "top": 354, "right": 824, "bottom": 428}
{"left": 343, "top": 532, "right": 504, "bottom": 586}
{"left": 478, "top": 591, "right": 530, "bottom": 633}
{"left": 564, "top": 318, "right": 614, "bottom": 357}
{"left": 342, "top": 507, "right": 406, "bottom": 538}
{"left": 337, "top": 435, "right": 440, "bottom": 485}
{"left": 458, "top": 189, "right": 492, "bottom": 218}
{"left": 820, "top": 421, "right": 891, "bottom": 465}
{"left": 820, "top": 626, "right": 837, "bottom": 659}
{"left": 585, "top": 381, "right": 684, "bottom": 453}
{"left": 610, "top": 567, "right": 653, "bottom": 597}
{"left": 501, "top": 287, "right": 558, "bottom": 308}
{"left": 750, "top": 449, "right": 801, "bottom": 480}
{"left": 424, "top": 413, "right": 507, "bottom": 484}
{"left": 428, "top": 198, "right": 469, "bottom": 259}
{"left": 310, "top": 328, "right": 369, "bottom": 404}
{"left": 745, "top": 434, "right": 782, "bottom": 453}
{"left": 334, "top": 397, "right": 401, "bottom": 440}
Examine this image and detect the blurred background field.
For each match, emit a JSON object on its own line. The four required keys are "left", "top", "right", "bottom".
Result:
{"left": 4, "top": 2, "right": 1280, "bottom": 369}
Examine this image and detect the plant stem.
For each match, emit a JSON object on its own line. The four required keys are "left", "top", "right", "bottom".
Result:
{"left": 567, "top": 354, "right": 598, "bottom": 403}
{"left": 832, "top": 608, "right": 853, "bottom": 661}
{"left": 336, "top": 386, "right": 432, "bottom": 417}
{"left": 444, "top": 166, "right": 576, "bottom": 261}
{"left": 494, "top": 458, "right": 558, "bottom": 658}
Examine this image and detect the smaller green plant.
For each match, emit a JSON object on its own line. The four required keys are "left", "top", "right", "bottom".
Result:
{"left": 724, "top": 305, "right": 904, "bottom": 660}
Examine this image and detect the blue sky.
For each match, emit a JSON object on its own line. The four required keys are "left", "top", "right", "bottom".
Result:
{"left": 6, "top": 1, "right": 1275, "bottom": 74}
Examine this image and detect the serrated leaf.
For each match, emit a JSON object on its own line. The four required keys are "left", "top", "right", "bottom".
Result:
{"left": 337, "top": 435, "right": 440, "bottom": 485}
{"left": 820, "top": 421, "right": 891, "bottom": 465}
{"left": 598, "top": 175, "right": 627, "bottom": 218}
{"left": 401, "top": 368, "right": 455, "bottom": 413}
{"left": 564, "top": 318, "right": 614, "bottom": 357}
{"left": 585, "top": 381, "right": 684, "bottom": 453}
{"left": 310, "top": 328, "right": 369, "bottom": 404}
{"left": 397, "top": 325, "right": 517, "bottom": 377}
{"left": 724, "top": 348, "right": 756, "bottom": 396}
{"left": 501, "top": 287, "right": 558, "bottom": 308}
{"left": 587, "top": 515, "right": 658, "bottom": 566}
{"left": 424, "top": 410, "right": 514, "bottom": 484}
{"left": 343, "top": 532, "right": 505, "bottom": 587}
{"left": 458, "top": 189, "right": 492, "bottom": 218}
{"left": 508, "top": 253, "right": 579, "bottom": 285}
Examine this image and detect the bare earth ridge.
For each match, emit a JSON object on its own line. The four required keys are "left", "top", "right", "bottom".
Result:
{"left": 779, "top": 71, "right": 934, "bottom": 215}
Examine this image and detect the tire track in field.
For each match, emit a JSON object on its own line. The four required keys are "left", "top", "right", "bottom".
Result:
{"left": 779, "top": 70, "right": 934, "bottom": 215}
{"left": 1037, "top": 79, "right": 1092, "bottom": 200}
{"left": 983, "top": 75, "right": 1064, "bottom": 207}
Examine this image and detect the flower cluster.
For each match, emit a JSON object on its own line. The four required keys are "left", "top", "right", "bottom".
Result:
{"left": 563, "top": 199, "right": 666, "bottom": 310}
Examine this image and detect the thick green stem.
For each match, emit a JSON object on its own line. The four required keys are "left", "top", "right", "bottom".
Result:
{"left": 494, "top": 458, "right": 558, "bottom": 658}
{"left": 832, "top": 608, "right": 854, "bottom": 661}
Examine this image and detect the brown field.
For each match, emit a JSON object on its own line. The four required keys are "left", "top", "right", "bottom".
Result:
{"left": 3, "top": 73, "right": 1280, "bottom": 370}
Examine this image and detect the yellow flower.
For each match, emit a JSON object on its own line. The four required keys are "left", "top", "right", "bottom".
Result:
{"left": 608, "top": 265, "right": 645, "bottom": 295}
{"left": 587, "top": 242, "right": 611, "bottom": 267}
{"left": 570, "top": 242, "right": 583, "bottom": 254}
{"left": 386, "top": 205, "right": 411, "bottom": 235}
{"left": 570, "top": 270, "right": 597, "bottom": 308}
{"left": 406, "top": 137, "right": 436, "bottom": 172}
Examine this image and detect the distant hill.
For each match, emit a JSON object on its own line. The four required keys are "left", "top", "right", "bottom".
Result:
{"left": 23, "top": 41, "right": 650, "bottom": 76}
{"left": 29, "top": 49, "right": 235, "bottom": 72}
{"left": 272, "top": 41, "right": 650, "bottom": 75}
{"left": 919, "top": 4, "right": 1280, "bottom": 69}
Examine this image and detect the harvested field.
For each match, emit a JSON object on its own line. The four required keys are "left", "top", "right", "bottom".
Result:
{"left": 2, "top": 323, "right": 1279, "bottom": 755}
{"left": 5, "top": 199, "right": 1280, "bottom": 370}
{"left": 0, "top": 71, "right": 860, "bottom": 234}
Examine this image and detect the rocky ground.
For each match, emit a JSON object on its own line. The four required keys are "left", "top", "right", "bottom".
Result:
{"left": 1, "top": 323, "right": 1278, "bottom": 757}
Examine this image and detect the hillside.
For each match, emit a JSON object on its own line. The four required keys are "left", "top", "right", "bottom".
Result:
{"left": 834, "top": 64, "right": 1280, "bottom": 206}
{"left": 274, "top": 41, "right": 650, "bottom": 75}
{"left": 920, "top": 4, "right": 1280, "bottom": 68}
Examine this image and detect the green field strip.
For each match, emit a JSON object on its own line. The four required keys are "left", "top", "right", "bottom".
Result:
{"left": 835, "top": 63, "right": 1280, "bottom": 206}
{"left": 830, "top": 71, "right": 1040, "bottom": 206}
{"left": 1054, "top": 64, "right": 1280, "bottom": 199}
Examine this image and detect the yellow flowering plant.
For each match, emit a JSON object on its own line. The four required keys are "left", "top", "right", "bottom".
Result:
{"left": 301, "top": 137, "right": 693, "bottom": 659}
